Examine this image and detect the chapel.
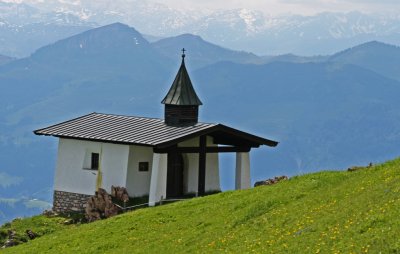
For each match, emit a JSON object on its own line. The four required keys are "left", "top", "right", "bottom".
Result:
{"left": 34, "top": 50, "right": 278, "bottom": 212}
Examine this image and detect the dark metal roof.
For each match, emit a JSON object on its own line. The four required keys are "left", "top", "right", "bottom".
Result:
{"left": 161, "top": 56, "right": 203, "bottom": 106}
{"left": 33, "top": 112, "right": 278, "bottom": 148}
{"left": 34, "top": 113, "right": 215, "bottom": 147}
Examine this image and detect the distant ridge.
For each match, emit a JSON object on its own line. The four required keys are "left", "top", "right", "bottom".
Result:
{"left": 262, "top": 53, "right": 328, "bottom": 64}
{"left": 32, "top": 23, "right": 154, "bottom": 65}
{"left": 329, "top": 41, "right": 400, "bottom": 81}
{"left": 152, "top": 33, "right": 261, "bottom": 69}
{"left": 330, "top": 41, "right": 400, "bottom": 58}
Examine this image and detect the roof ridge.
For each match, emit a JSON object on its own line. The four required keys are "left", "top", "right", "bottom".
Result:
{"left": 94, "top": 112, "right": 218, "bottom": 125}
{"left": 94, "top": 112, "right": 163, "bottom": 121}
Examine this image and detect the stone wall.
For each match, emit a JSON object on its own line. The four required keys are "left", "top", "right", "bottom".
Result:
{"left": 53, "top": 190, "right": 92, "bottom": 213}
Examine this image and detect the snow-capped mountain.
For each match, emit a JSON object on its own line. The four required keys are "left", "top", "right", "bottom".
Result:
{"left": 0, "top": 0, "right": 400, "bottom": 56}
{"left": 0, "top": 1, "right": 95, "bottom": 57}
{"left": 0, "top": 1, "right": 92, "bottom": 25}
{"left": 0, "top": 18, "right": 93, "bottom": 57}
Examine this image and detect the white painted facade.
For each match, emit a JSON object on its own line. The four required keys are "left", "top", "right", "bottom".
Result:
{"left": 126, "top": 145, "right": 153, "bottom": 197}
{"left": 178, "top": 136, "right": 220, "bottom": 194}
{"left": 54, "top": 136, "right": 222, "bottom": 202}
{"left": 54, "top": 138, "right": 129, "bottom": 195}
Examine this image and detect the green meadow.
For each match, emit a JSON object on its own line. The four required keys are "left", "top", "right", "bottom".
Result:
{"left": 2, "top": 158, "right": 400, "bottom": 253}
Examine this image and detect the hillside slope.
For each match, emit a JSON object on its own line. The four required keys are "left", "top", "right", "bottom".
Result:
{"left": 3, "top": 158, "right": 400, "bottom": 253}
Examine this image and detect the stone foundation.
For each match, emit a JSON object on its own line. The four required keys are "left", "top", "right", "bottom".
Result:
{"left": 53, "top": 190, "right": 92, "bottom": 213}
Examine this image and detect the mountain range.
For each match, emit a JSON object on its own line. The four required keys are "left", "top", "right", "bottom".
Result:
{"left": 0, "top": 1, "right": 400, "bottom": 57}
{"left": 1, "top": 22, "right": 400, "bottom": 224}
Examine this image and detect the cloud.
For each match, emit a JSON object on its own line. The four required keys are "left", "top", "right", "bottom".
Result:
{"left": 335, "top": 0, "right": 398, "bottom": 3}
{"left": 0, "top": 198, "right": 19, "bottom": 207}
{"left": 0, "top": 172, "right": 23, "bottom": 188}
{"left": 280, "top": 0, "right": 399, "bottom": 6}
{"left": 23, "top": 199, "right": 52, "bottom": 209}
{"left": 277, "top": 0, "right": 400, "bottom": 13}
{"left": 0, "top": 197, "right": 51, "bottom": 209}
{"left": 149, "top": 0, "right": 399, "bottom": 15}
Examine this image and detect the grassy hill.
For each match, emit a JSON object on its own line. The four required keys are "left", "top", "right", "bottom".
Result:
{"left": 2, "top": 158, "right": 400, "bottom": 253}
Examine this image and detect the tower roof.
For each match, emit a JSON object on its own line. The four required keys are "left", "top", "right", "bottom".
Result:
{"left": 161, "top": 49, "right": 203, "bottom": 106}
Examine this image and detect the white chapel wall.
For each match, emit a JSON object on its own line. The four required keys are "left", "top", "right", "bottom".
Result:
{"left": 100, "top": 142, "right": 129, "bottom": 193}
{"left": 179, "top": 137, "right": 198, "bottom": 194}
{"left": 54, "top": 138, "right": 129, "bottom": 195}
{"left": 205, "top": 136, "right": 220, "bottom": 192}
{"left": 178, "top": 136, "right": 220, "bottom": 194}
{"left": 205, "top": 151, "right": 220, "bottom": 192}
{"left": 126, "top": 145, "right": 153, "bottom": 197}
{"left": 55, "top": 138, "right": 98, "bottom": 195}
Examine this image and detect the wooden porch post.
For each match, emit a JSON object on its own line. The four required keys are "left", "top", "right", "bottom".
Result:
{"left": 198, "top": 135, "right": 206, "bottom": 196}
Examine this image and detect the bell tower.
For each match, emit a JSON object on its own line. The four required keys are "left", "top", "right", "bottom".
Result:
{"left": 161, "top": 49, "right": 203, "bottom": 126}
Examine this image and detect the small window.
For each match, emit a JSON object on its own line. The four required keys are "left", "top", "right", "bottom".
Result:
{"left": 139, "top": 162, "right": 149, "bottom": 172}
{"left": 91, "top": 153, "right": 99, "bottom": 170}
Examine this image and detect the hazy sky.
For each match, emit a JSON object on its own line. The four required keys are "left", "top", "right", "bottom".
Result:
{"left": 149, "top": 0, "right": 400, "bottom": 15}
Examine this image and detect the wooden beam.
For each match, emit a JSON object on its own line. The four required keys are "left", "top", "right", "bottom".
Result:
{"left": 198, "top": 135, "right": 206, "bottom": 196}
{"left": 153, "top": 146, "right": 251, "bottom": 154}
{"left": 213, "top": 136, "right": 259, "bottom": 147}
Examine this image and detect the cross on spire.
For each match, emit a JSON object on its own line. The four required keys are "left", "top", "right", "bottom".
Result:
{"left": 181, "top": 48, "right": 186, "bottom": 60}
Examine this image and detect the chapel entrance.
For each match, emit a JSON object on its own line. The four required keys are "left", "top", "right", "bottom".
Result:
{"left": 166, "top": 152, "right": 184, "bottom": 198}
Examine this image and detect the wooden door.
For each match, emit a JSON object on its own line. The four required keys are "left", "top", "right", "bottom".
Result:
{"left": 167, "top": 152, "right": 184, "bottom": 198}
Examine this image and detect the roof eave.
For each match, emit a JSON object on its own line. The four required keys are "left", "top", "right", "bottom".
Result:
{"left": 155, "top": 124, "right": 279, "bottom": 149}
{"left": 35, "top": 133, "right": 156, "bottom": 148}
{"left": 216, "top": 124, "right": 279, "bottom": 147}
